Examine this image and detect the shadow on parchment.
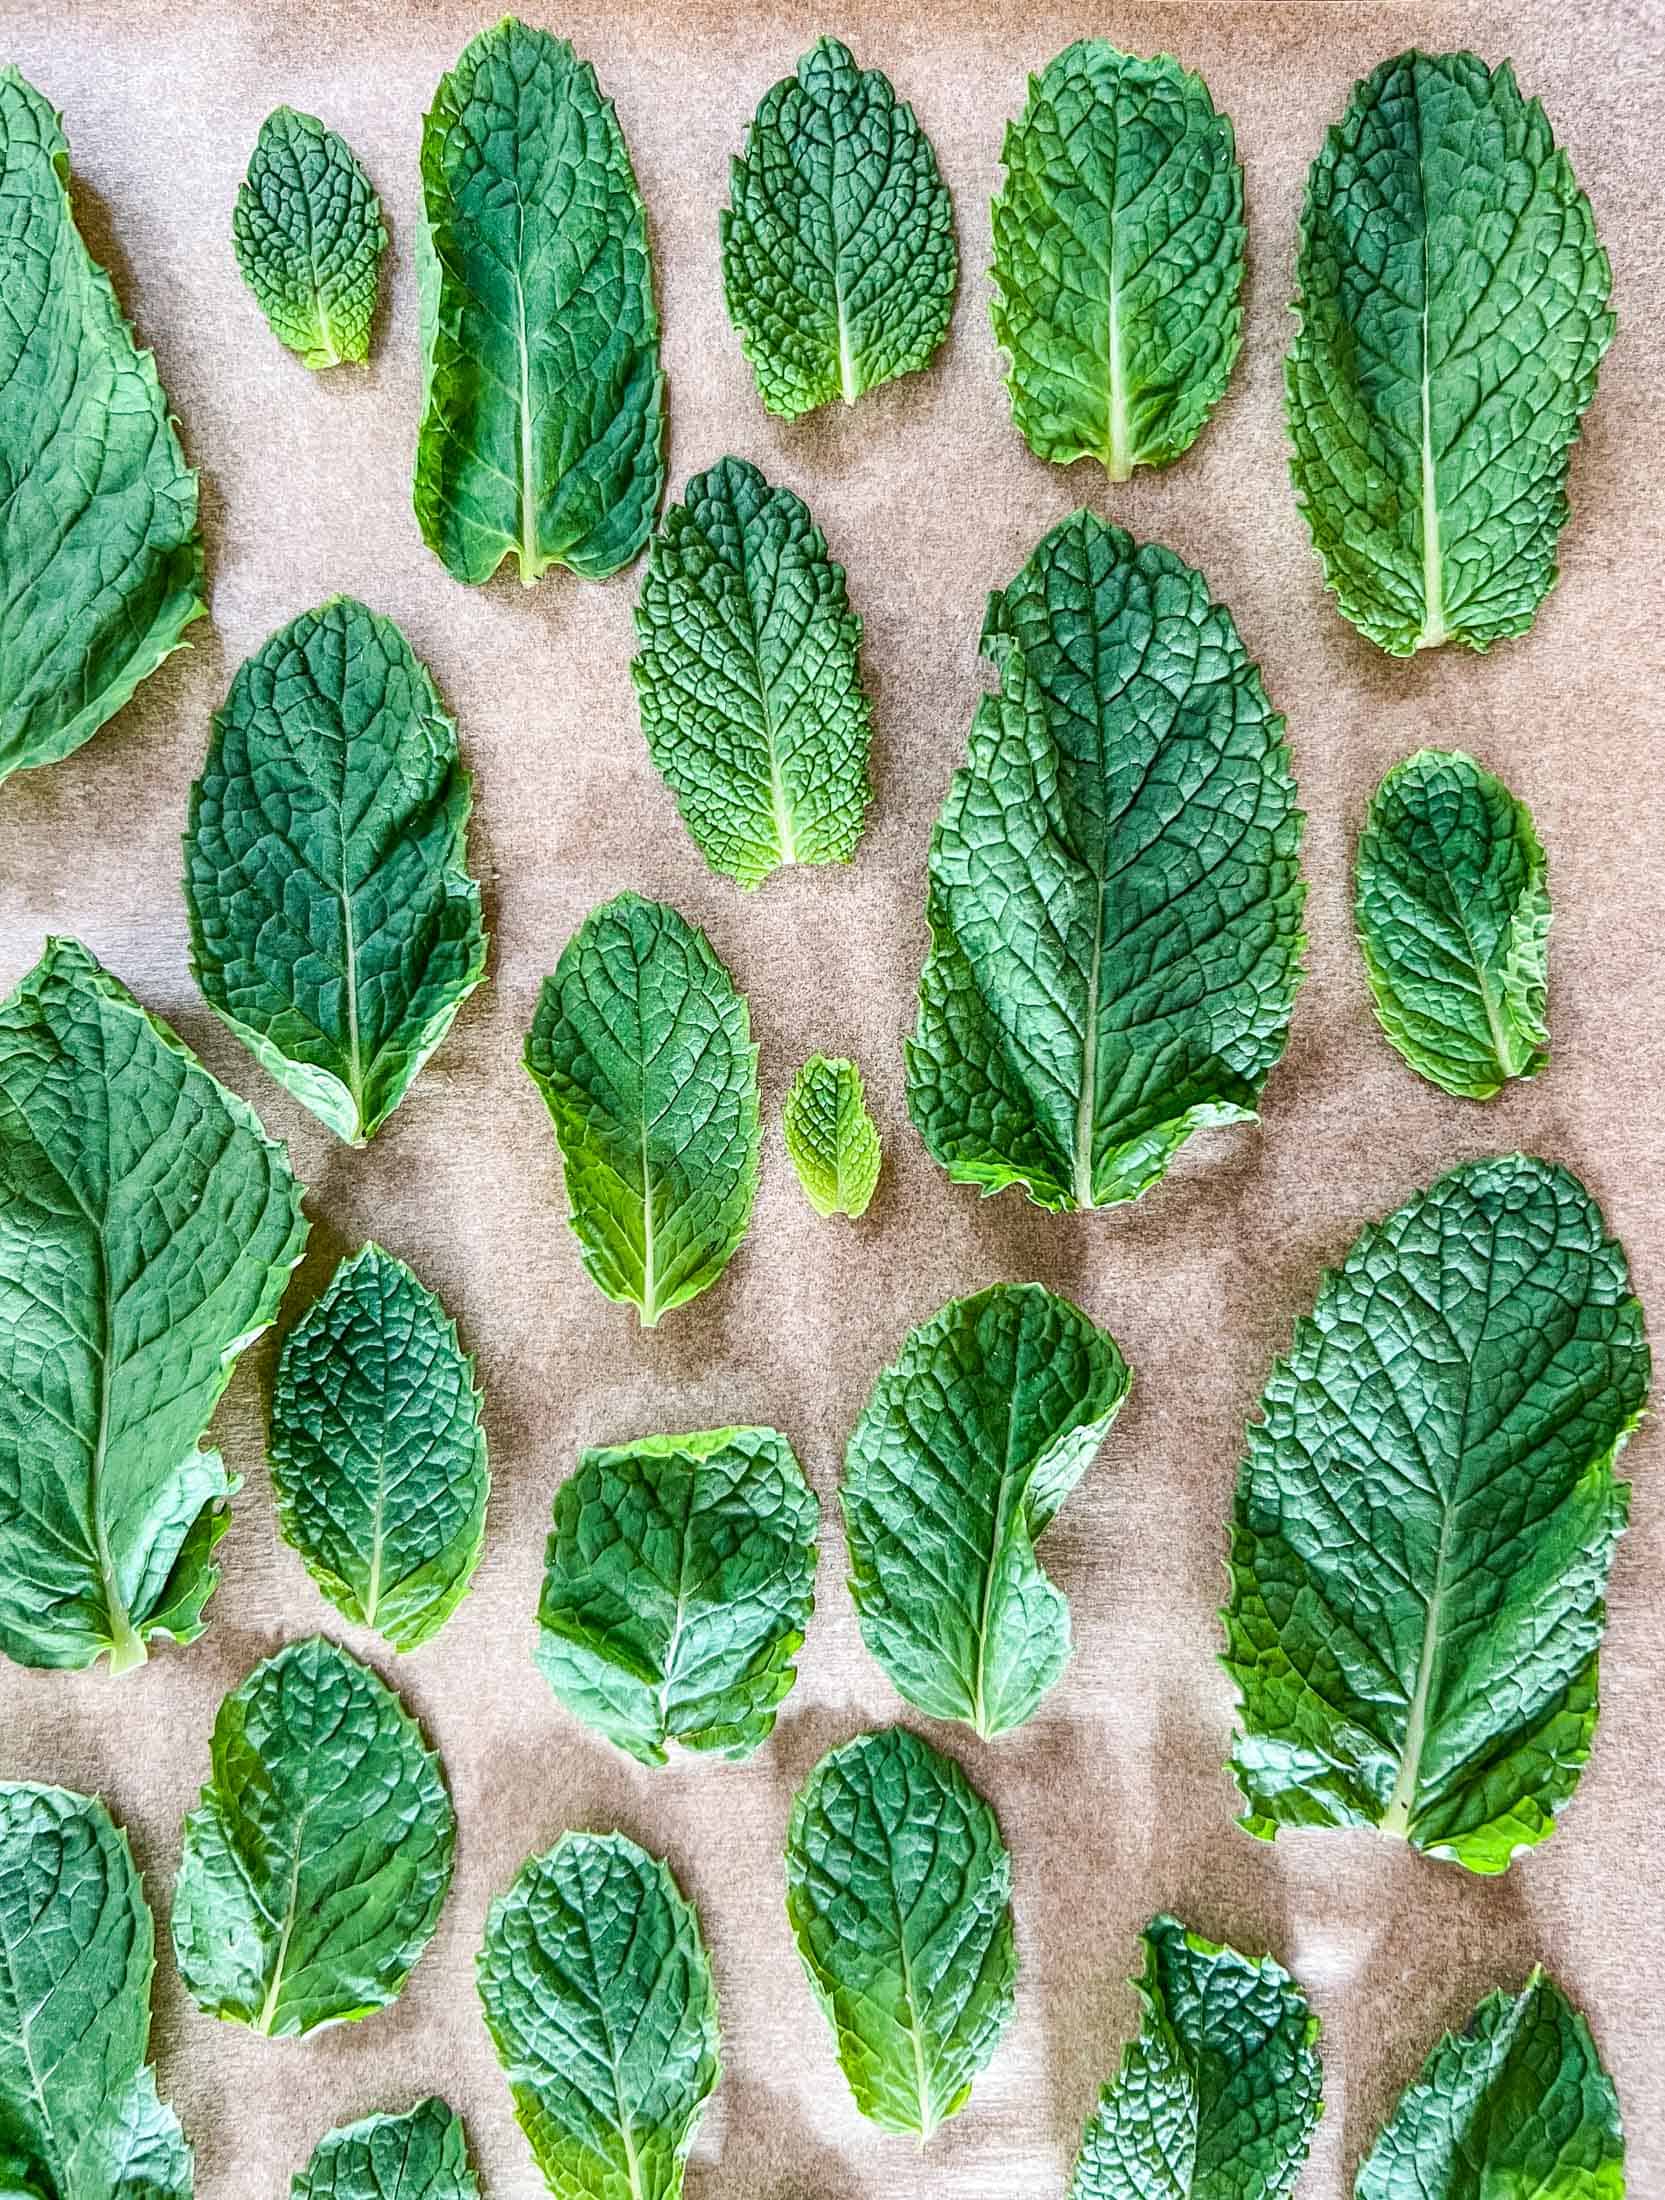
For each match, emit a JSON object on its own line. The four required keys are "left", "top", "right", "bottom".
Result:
{"left": 708, "top": 2074, "right": 875, "bottom": 2200}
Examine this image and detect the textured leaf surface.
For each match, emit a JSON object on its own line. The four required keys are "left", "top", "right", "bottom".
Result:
{"left": 270, "top": 1245, "right": 488, "bottom": 1653}
{"left": 785, "top": 1726, "right": 1015, "bottom": 2138}
{"left": 185, "top": 595, "right": 487, "bottom": 1146}
{"left": 1223, "top": 1155, "right": 1648, "bottom": 1875}
{"left": 233, "top": 108, "right": 387, "bottom": 369}
{"left": 0, "top": 1784, "right": 192, "bottom": 2200}
{"left": 721, "top": 37, "right": 955, "bottom": 419}
{"left": 1287, "top": 51, "right": 1613, "bottom": 653}
{"left": 992, "top": 43, "right": 1244, "bottom": 478}
{"left": 171, "top": 1637, "right": 455, "bottom": 2036}
{"left": 0, "top": 938, "right": 306, "bottom": 1674}
{"left": 477, "top": 1832, "right": 719, "bottom": 2200}
{"left": 631, "top": 456, "right": 873, "bottom": 888}
{"left": 842, "top": 1285, "right": 1129, "bottom": 1736}
{"left": 782, "top": 1054, "right": 881, "bottom": 1218}
{"left": 906, "top": 511, "right": 1305, "bottom": 1212}
{"left": 414, "top": 18, "right": 664, "bottom": 584}
{"left": 1355, "top": 749, "right": 1550, "bottom": 1100}
{"left": 292, "top": 2099, "right": 479, "bottom": 2200}
{"left": 0, "top": 69, "right": 204, "bottom": 784}
{"left": 537, "top": 1426, "right": 818, "bottom": 1766}
{"left": 524, "top": 894, "right": 759, "bottom": 1326}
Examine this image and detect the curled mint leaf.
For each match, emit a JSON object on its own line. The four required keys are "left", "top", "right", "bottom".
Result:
{"left": 782, "top": 1054, "right": 881, "bottom": 1218}
{"left": 233, "top": 108, "right": 387, "bottom": 369}
{"left": 291, "top": 2099, "right": 479, "bottom": 2200}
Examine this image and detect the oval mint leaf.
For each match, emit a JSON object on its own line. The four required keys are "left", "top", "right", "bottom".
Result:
{"left": 233, "top": 108, "right": 387, "bottom": 370}
{"left": 782, "top": 1053, "right": 881, "bottom": 1219}
{"left": 1223, "top": 1154, "right": 1649, "bottom": 1875}
{"left": 292, "top": 2099, "right": 480, "bottom": 2200}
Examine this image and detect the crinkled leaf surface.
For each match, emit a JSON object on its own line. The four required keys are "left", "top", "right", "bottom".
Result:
{"left": 631, "top": 456, "right": 873, "bottom": 888}
{"left": 233, "top": 108, "right": 387, "bottom": 369}
{"left": 0, "top": 1784, "right": 192, "bottom": 2200}
{"left": 0, "top": 938, "right": 306, "bottom": 1674}
{"left": 782, "top": 1054, "right": 881, "bottom": 1219}
{"left": 524, "top": 893, "right": 759, "bottom": 1327}
{"left": 1223, "top": 1155, "right": 1648, "bottom": 1875}
{"left": 842, "top": 1284, "right": 1129, "bottom": 1736}
{"left": 720, "top": 37, "right": 956, "bottom": 419}
{"left": 906, "top": 512, "right": 1305, "bottom": 1212}
{"left": 185, "top": 595, "right": 487, "bottom": 1146}
{"left": 292, "top": 2099, "right": 479, "bottom": 2200}
{"left": 1287, "top": 51, "right": 1613, "bottom": 654}
{"left": 1355, "top": 749, "right": 1550, "bottom": 1100}
{"left": 414, "top": 18, "right": 665, "bottom": 584}
{"left": 171, "top": 1636, "right": 455, "bottom": 2036}
{"left": 992, "top": 43, "right": 1244, "bottom": 478}
{"left": 0, "top": 69, "right": 204, "bottom": 784}
{"left": 536, "top": 1425, "right": 818, "bottom": 1766}
{"left": 785, "top": 1726, "right": 1015, "bottom": 2138}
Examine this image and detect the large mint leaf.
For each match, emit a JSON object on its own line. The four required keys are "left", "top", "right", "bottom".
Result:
{"left": 782, "top": 1053, "right": 881, "bottom": 1219}
{"left": 0, "top": 939, "right": 306, "bottom": 1674}
{"left": 292, "top": 2099, "right": 479, "bottom": 2200}
{"left": 233, "top": 108, "right": 387, "bottom": 369}
{"left": 1223, "top": 1155, "right": 1648, "bottom": 1875}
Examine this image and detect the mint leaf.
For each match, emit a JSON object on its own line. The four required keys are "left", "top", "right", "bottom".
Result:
{"left": 270, "top": 1245, "right": 488, "bottom": 1653}
{"left": 1223, "top": 1154, "right": 1648, "bottom": 1874}
{"left": 414, "top": 19, "right": 664, "bottom": 584}
{"left": 782, "top": 1054, "right": 881, "bottom": 1218}
{"left": 185, "top": 595, "right": 487, "bottom": 1146}
{"left": 1288, "top": 52, "right": 1613, "bottom": 654}
{"left": 785, "top": 1726, "right": 1016, "bottom": 2138}
{"left": 524, "top": 893, "right": 759, "bottom": 1326}
{"left": 0, "top": 938, "right": 306, "bottom": 1674}
{"left": 536, "top": 1425, "right": 817, "bottom": 1766}
{"left": 0, "top": 1784, "right": 192, "bottom": 2200}
{"left": 720, "top": 37, "right": 956, "bottom": 419}
{"left": 1070, "top": 1915, "right": 1320, "bottom": 2200}
{"left": 631, "top": 456, "right": 873, "bottom": 888}
{"left": 292, "top": 2100, "right": 478, "bottom": 2200}
{"left": 842, "top": 1284, "right": 1129, "bottom": 1736}
{"left": 233, "top": 108, "right": 387, "bottom": 369}
{"left": 477, "top": 1832, "right": 719, "bottom": 2200}
{"left": 906, "top": 512, "right": 1305, "bottom": 1211}
{"left": 171, "top": 1637, "right": 455, "bottom": 2036}
{"left": 0, "top": 69, "right": 204, "bottom": 784}
{"left": 1355, "top": 749, "right": 1550, "bottom": 1100}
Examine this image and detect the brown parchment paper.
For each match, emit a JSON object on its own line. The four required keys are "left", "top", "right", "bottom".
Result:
{"left": 2, "top": 1, "right": 1662, "bottom": 2192}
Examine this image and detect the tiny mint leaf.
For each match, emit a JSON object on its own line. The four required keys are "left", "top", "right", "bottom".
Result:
{"left": 233, "top": 108, "right": 387, "bottom": 369}
{"left": 782, "top": 1055, "right": 881, "bottom": 1218}
{"left": 292, "top": 2098, "right": 480, "bottom": 2200}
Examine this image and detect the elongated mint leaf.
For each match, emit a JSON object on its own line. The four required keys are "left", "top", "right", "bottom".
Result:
{"left": 0, "top": 1784, "right": 193, "bottom": 2200}
{"left": 1223, "top": 1155, "right": 1648, "bottom": 1875}
{"left": 1070, "top": 1915, "right": 1320, "bottom": 2200}
{"left": 185, "top": 596, "right": 487, "bottom": 1146}
{"left": 992, "top": 43, "right": 1244, "bottom": 478}
{"left": 270, "top": 1245, "right": 488, "bottom": 1653}
{"left": 721, "top": 37, "right": 956, "bottom": 419}
{"left": 524, "top": 894, "right": 759, "bottom": 1326}
{"left": 292, "top": 2099, "right": 479, "bottom": 2200}
{"left": 1288, "top": 52, "right": 1613, "bottom": 653}
{"left": 783, "top": 1054, "right": 881, "bottom": 1218}
{"left": 843, "top": 1285, "right": 1129, "bottom": 1736}
{"left": 233, "top": 108, "right": 387, "bottom": 369}
{"left": 0, "top": 70, "right": 204, "bottom": 784}
{"left": 477, "top": 1832, "right": 719, "bottom": 2200}
{"left": 632, "top": 456, "right": 873, "bottom": 887}
{"left": 906, "top": 512, "right": 1305, "bottom": 1211}
{"left": 172, "top": 1637, "right": 455, "bottom": 2036}
{"left": 537, "top": 1426, "right": 818, "bottom": 1766}
{"left": 0, "top": 939, "right": 306, "bottom": 1674}
{"left": 1355, "top": 750, "right": 1550, "bottom": 1099}
{"left": 786, "top": 1727, "right": 1015, "bottom": 2138}
{"left": 415, "top": 19, "right": 664, "bottom": 584}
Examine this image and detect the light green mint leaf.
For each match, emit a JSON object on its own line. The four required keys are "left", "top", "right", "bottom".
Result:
{"left": 0, "top": 1784, "right": 193, "bottom": 2200}
{"left": 414, "top": 18, "right": 665, "bottom": 585}
{"left": 292, "top": 2099, "right": 479, "bottom": 2200}
{"left": 1070, "top": 1915, "right": 1321, "bottom": 2200}
{"left": 785, "top": 1726, "right": 1016, "bottom": 2138}
{"left": 232, "top": 108, "right": 387, "bottom": 370}
{"left": 842, "top": 1285, "right": 1130, "bottom": 1736}
{"left": 536, "top": 1426, "right": 818, "bottom": 1766}
{"left": 1223, "top": 1154, "right": 1649, "bottom": 1875}
{"left": 1355, "top": 749, "right": 1550, "bottom": 1100}
{"left": 1356, "top": 1971, "right": 1623, "bottom": 2199}
{"left": 0, "top": 939, "right": 306, "bottom": 1675}
{"left": 0, "top": 69, "right": 204, "bottom": 785}
{"left": 1288, "top": 51, "right": 1613, "bottom": 654}
{"left": 477, "top": 1832, "right": 719, "bottom": 2200}
{"left": 270, "top": 1245, "right": 488, "bottom": 1653}
{"left": 171, "top": 1636, "right": 455, "bottom": 2036}
{"left": 524, "top": 893, "right": 760, "bottom": 1327}
{"left": 720, "top": 37, "right": 956, "bottom": 419}
{"left": 991, "top": 43, "right": 1244, "bottom": 479}
{"left": 782, "top": 1054, "right": 881, "bottom": 1219}
{"left": 905, "top": 511, "right": 1306, "bottom": 1212}
{"left": 631, "top": 456, "right": 873, "bottom": 888}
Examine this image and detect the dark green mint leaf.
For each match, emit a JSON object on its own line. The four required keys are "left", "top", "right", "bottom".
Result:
{"left": 782, "top": 1054, "right": 881, "bottom": 1219}
{"left": 292, "top": 2099, "right": 479, "bottom": 2200}
{"left": 232, "top": 108, "right": 387, "bottom": 370}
